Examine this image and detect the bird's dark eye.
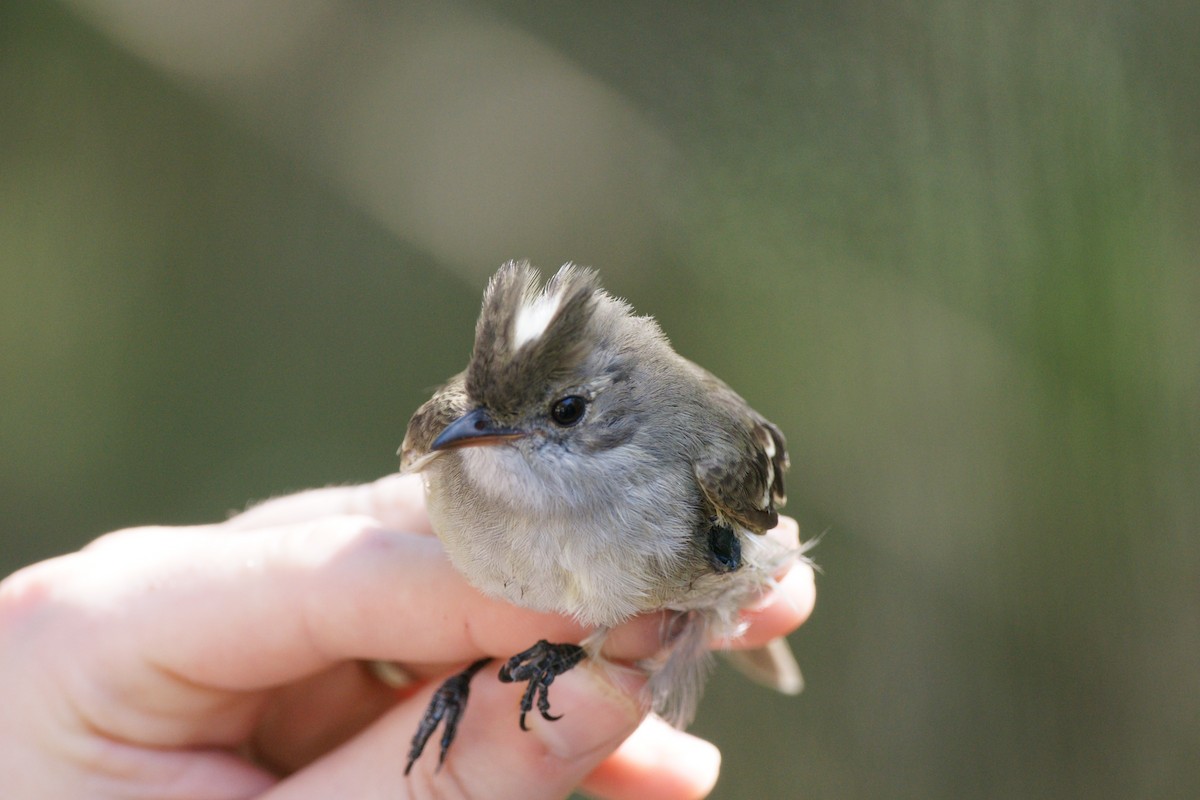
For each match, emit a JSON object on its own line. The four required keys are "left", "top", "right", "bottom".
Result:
{"left": 550, "top": 395, "right": 587, "bottom": 426}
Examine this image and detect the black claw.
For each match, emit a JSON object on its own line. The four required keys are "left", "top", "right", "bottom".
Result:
{"left": 497, "top": 640, "right": 586, "bottom": 732}
{"left": 405, "top": 657, "right": 492, "bottom": 775}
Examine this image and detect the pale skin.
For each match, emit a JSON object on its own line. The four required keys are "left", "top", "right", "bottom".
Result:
{"left": 0, "top": 474, "right": 815, "bottom": 800}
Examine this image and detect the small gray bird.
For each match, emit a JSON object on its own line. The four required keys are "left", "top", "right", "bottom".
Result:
{"left": 400, "top": 261, "right": 803, "bottom": 773}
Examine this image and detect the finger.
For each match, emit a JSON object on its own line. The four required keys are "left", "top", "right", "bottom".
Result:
{"left": 719, "top": 557, "right": 816, "bottom": 651}
{"left": 248, "top": 662, "right": 400, "bottom": 774}
{"left": 768, "top": 515, "right": 803, "bottom": 553}
{"left": 90, "top": 747, "right": 279, "bottom": 800}
{"left": 78, "top": 519, "right": 592, "bottom": 692}
{"left": 227, "top": 474, "right": 433, "bottom": 535}
{"left": 261, "top": 661, "right": 650, "bottom": 800}
{"left": 580, "top": 715, "right": 721, "bottom": 800}
{"left": 239, "top": 630, "right": 672, "bottom": 773}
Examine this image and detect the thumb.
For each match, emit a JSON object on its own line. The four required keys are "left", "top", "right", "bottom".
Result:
{"left": 261, "top": 661, "right": 647, "bottom": 800}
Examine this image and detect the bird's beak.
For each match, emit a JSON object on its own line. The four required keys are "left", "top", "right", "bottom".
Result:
{"left": 430, "top": 407, "right": 525, "bottom": 451}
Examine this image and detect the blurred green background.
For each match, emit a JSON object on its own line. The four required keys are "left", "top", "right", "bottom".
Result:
{"left": 3, "top": 1, "right": 1198, "bottom": 797}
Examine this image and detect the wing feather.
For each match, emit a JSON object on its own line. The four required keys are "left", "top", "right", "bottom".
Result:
{"left": 692, "top": 379, "right": 789, "bottom": 534}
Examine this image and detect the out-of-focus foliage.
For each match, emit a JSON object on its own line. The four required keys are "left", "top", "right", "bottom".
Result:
{"left": 3, "top": 2, "right": 1197, "bottom": 797}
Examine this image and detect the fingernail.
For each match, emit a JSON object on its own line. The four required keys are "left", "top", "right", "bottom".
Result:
{"left": 529, "top": 663, "right": 647, "bottom": 762}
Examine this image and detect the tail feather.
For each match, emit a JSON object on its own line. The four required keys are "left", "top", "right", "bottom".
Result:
{"left": 640, "top": 620, "right": 804, "bottom": 727}
{"left": 722, "top": 635, "right": 804, "bottom": 695}
{"left": 640, "top": 611, "right": 713, "bottom": 727}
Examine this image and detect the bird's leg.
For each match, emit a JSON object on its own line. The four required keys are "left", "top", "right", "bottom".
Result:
{"left": 405, "top": 657, "right": 492, "bottom": 775}
{"left": 497, "top": 639, "right": 587, "bottom": 731}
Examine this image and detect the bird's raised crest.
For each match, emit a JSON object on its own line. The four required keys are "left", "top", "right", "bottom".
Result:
{"left": 466, "top": 261, "right": 603, "bottom": 416}
{"left": 512, "top": 287, "right": 565, "bottom": 349}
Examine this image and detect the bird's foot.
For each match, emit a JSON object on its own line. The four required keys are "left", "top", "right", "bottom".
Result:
{"left": 405, "top": 657, "right": 492, "bottom": 775}
{"left": 498, "top": 639, "right": 587, "bottom": 731}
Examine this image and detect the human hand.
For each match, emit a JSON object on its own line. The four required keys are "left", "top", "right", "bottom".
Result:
{"left": 0, "top": 474, "right": 814, "bottom": 799}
